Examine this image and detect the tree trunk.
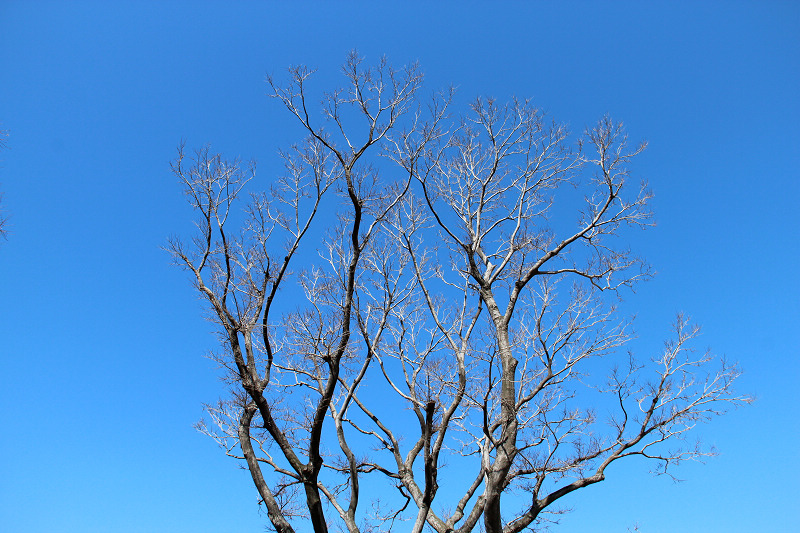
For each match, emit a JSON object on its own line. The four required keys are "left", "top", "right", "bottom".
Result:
{"left": 304, "top": 479, "right": 329, "bottom": 533}
{"left": 484, "top": 320, "right": 519, "bottom": 533}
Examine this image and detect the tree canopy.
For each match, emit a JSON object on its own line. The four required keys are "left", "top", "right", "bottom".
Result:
{"left": 170, "top": 54, "right": 750, "bottom": 533}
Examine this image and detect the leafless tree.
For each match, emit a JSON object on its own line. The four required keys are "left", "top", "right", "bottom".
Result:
{"left": 169, "top": 54, "right": 750, "bottom": 533}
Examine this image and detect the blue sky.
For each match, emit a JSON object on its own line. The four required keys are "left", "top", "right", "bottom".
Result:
{"left": 1, "top": 2, "right": 798, "bottom": 532}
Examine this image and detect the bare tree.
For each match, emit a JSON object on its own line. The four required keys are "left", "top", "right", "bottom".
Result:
{"left": 169, "top": 54, "right": 750, "bottom": 533}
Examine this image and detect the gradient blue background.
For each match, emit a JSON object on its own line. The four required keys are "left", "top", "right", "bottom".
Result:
{"left": 1, "top": 2, "right": 797, "bottom": 531}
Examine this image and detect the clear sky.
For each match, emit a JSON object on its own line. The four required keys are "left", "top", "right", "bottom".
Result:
{"left": 1, "top": 2, "right": 798, "bottom": 532}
